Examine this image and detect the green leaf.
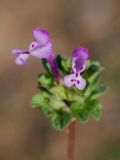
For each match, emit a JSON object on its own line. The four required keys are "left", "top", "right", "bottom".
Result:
{"left": 50, "top": 85, "right": 67, "bottom": 100}
{"left": 38, "top": 73, "right": 53, "bottom": 87}
{"left": 56, "top": 55, "right": 71, "bottom": 73}
{"left": 68, "top": 92, "right": 84, "bottom": 103}
{"left": 92, "top": 107, "right": 102, "bottom": 120}
{"left": 84, "top": 61, "right": 103, "bottom": 84}
{"left": 56, "top": 55, "right": 64, "bottom": 71}
{"left": 42, "top": 59, "right": 52, "bottom": 75}
{"left": 61, "top": 58, "right": 71, "bottom": 73}
{"left": 51, "top": 111, "right": 72, "bottom": 130}
{"left": 78, "top": 110, "right": 89, "bottom": 122}
{"left": 87, "top": 61, "right": 101, "bottom": 76}
{"left": 90, "top": 85, "right": 109, "bottom": 99}
{"left": 49, "top": 97, "right": 66, "bottom": 110}
{"left": 31, "top": 92, "right": 50, "bottom": 107}
{"left": 71, "top": 102, "right": 89, "bottom": 122}
{"left": 84, "top": 75, "right": 101, "bottom": 98}
{"left": 91, "top": 74, "right": 101, "bottom": 87}
{"left": 71, "top": 99, "right": 102, "bottom": 122}
{"left": 41, "top": 104, "right": 54, "bottom": 118}
{"left": 66, "top": 59, "right": 71, "bottom": 70}
{"left": 31, "top": 92, "right": 54, "bottom": 117}
{"left": 90, "top": 100, "right": 102, "bottom": 120}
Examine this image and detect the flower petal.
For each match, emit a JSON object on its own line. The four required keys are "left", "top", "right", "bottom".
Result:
{"left": 72, "top": 47, "right": 89, "bottom": 60}
{"left": 29, "top": 41, "right": 39, "bottom": 51}
{"left": 12, "top": 48, "right": 26, "bottom": 55}
{"left": 32, "top": 28, "right": 51, "bottom": 47}
{"left": 72, "top": 56, "right": 85, "bottom": 73}
{"left": 15, "top": 54, "right": 29, "bottom": 65}
{"left": 75, "top": 75, "right": 86, "bottom": 90}
{"left": 78, "top": 62, "right": 86, "bottom": 73}
{"left": 30, "top": 42, "right": 52, "bottom": 59}
{"left": 72, "top": 47, "right": 89, "bottom": 74}
{"left": 64, "top": 74, "right": 76, "bottom": 88}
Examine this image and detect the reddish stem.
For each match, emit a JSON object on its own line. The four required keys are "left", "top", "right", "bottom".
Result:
{"left": 67, "top": 121, "right": 76, "bottom": 160}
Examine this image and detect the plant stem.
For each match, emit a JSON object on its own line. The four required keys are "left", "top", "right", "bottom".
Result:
{"left": 67, "top": 121, "right": 76, "bottom": 160}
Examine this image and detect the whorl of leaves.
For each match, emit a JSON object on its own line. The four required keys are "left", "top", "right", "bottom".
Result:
{"left": 31, "top": 56, "right": 108, "bottom": 130}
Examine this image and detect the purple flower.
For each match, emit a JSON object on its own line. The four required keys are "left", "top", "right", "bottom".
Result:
{"left": 12, "top": 28, "right": 60, "bottom": 80}
{"left": 30, "top": 29, "right": 53, "bottom": 59}
{"left": 64, "top": 47, "right": 89, "bottom": 90}
{"left": 12, "top": 29, "right": 52, "bottom": 65}
{"left": 12, "top": 48, "right": 30, "bottom": 65}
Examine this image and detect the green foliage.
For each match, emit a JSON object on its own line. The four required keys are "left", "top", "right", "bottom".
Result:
{"left": 32, "top": 92, "right": 50, "bottom": 107}
{"left": 56, "top": 55, "right": 71, "bottom": 73}
{"left": 51, "top": 111, "right": 72, "bottom": 130}
{"left": 71, "top": 102, "right": 89, "bottom": 122}
{"left": 38, "top": 73, "right": 53, "bottom": 88}
{"left": 90, "top": 85, "right": 109, "bottom": 99}
{"left": 42, "top": 59, "right": 52, "bottom": 75}
{"left": 31, "top": 58, "right": 108, "bottom": 130}
{"left": 50, "top": 85, "right": 67, "bottom": 100}
{"left": 71, "top": 99, "right": 102, "bottom": 122}
{"left": 86, "top": 61, "right": 101, "bottom": 76}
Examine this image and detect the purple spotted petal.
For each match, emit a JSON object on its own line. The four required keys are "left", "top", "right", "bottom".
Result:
{"left": 15, "top": 54, "right": 30, "bottom": 65}
{"left": 72, "top": 56, "right": 86, "bottom": 73}
{"left": 30, "top": 42, "right": 52, "bottom": 59}
{"left": 32, "top": 28, "right": 51, "bottom": 47}
{"left": 75, "top": 75, "right": 86, "bottom": 90}
{"left": 29, "top": 41, "right": 39, "bottom": 51}
{"left": 72, "top": 47, "right": 89, "bottom": 74}
{"left": 12, "top": 48, "right": 26, "bottom": 55}
{"left": 72, "top": 47, "right": 89, "bottom": 60}
{"left": 64, "top": 73, "right": 76, "bottom": 88}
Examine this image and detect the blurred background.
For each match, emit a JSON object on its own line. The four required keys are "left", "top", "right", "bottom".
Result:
{"left": 0, "top": 0, "right": 120, "bottom": 159}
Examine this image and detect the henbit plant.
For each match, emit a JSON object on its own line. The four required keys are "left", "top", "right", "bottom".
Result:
{"left": 12, "top": 28, "right": 108, "bottom": 160}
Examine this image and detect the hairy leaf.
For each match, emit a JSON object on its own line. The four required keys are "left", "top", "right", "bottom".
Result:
{"left": 38, "top": 73, "right": 53, "bottom": 87}
{"left": 31, "top": 92, "right": 50, "bottom": 107}
{"left": 51, "top": 111, "right": 72, "bottom": 130}
{"left": 91, "top": 85, "right": 109, "bottom": 99}
{"left": 50, "top": 85, "right": 67, "bottom": 100}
